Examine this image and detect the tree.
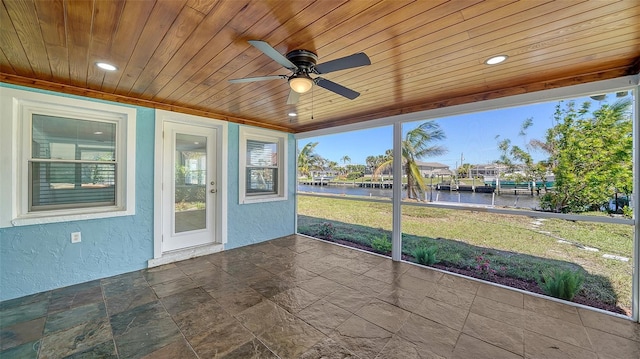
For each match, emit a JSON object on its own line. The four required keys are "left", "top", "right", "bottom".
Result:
{"left": 494, "top": 118, "right": 546, "bottom": 186}
{"left": 340, "top": 155, "right": 351, "bottom": 165}
{"left": 541, "top": 99, "right": 632, "bottom": 212}
{"left": 298, "top": 142, "right": 321, "bottom": 177}
{"left": 374, "top": 122, "right": 447, "bottom": 199}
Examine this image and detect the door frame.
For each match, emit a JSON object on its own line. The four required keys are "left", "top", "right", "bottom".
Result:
{"left": 151, "top": 110, "right": 227, "bottom": 264}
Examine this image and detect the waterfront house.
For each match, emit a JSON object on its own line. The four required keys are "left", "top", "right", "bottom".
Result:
{"left": 1, "top": 1, "right": 639, "bottom": 358}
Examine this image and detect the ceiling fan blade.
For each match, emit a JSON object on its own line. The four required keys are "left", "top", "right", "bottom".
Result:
{"left": 314, "top": 52, "right": 371, "bottom": 74}
{"left": 248, "top": 40, "right": 297, "bottom": 71}
{"left": 286, "top": 90, "right": 300, "bottom": 105}
{"left": 228, "top": 75, "right": 287, "bottom": 83}
{"left": 315, "top": 77, "right": 360, "bottom": 100}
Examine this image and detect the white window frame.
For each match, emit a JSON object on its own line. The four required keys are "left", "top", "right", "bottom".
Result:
{"left": 0, "top": 87, "right": 136, "bottom": 227}
{"left": 239, "top": 126, "right": 287, "bottom": 204}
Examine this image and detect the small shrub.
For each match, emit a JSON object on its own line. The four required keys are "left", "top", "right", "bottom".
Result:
{"left": 473, "top": 252, "right": 497, "bottom": 278}
{"left": 413, "top": 246, "right": 439, "bottom": 265}
{"left": 317, "top": 222, "right": 336, "bottom": 239}
{"left": 538, "top": 268, "right": 584, "bottom": 301}
{"left": 623, "top": 205, "right": 633, "bottom": 219}
{"left": 371, "top": 236, "right": 392, "bottom": 253}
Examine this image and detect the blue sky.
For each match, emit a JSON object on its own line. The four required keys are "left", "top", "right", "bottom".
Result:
{"left": 298, "top": 94, "right": 624, "bottom": 170}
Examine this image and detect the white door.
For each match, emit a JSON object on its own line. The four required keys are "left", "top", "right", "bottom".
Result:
{"left": 162, "top": 122, "right": 217, "bottom": 252}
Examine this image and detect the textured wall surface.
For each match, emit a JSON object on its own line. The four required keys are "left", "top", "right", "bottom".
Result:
{"left": 225, "top": 124, "right": 296, "bottom": 250}
{"left": 0, "top": 84, "right": 296, "bottom": 301}
{"left": 0, "top": 84, "right": 155, "bottom": 301}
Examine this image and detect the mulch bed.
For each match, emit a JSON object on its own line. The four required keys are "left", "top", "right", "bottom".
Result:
{"left": 323, "top": 237, "right": 629, "bottom": 316}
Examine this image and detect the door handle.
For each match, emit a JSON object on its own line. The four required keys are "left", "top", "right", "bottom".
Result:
{"left": 210, "top": 189, "right": 217, "bottom": 193}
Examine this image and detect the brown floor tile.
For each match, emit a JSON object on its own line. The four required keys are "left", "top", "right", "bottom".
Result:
{"left": 396, "top": 314, "right": 459, "bottom": 358}
{"left": 102, "top": 276, "right": 157, "bottom": 315}
{"left": 376, "top": 287, "right": 425, "bottom": 313}
{"left": 215, "top": 286, "right": 266, "bottom": 315}
{"left": 462, "top": 312, "right": 524, "bottom": 356}
{"left": 375, "top": 335, "right": 446, "bottom": 359}
{"left": 356, "top": 299, "right": 411, "bottom": 333}
{"left": 48, "top": 282, "right": 103, "bottom": 314}
{"left": 235, "top": 300, "right": 296, "bottom": 335}
{"left": 0, "top": 340, "right": 40, "bottom": 359}
{"left": 324, "top": 286, "right": 373, "bottom": 313}
{"left": 470, "top": 295, "right": 524, "bottom": 328}
{"left": 174, "top": 301, "right": 233, "bottom": 339}
{"left": 43, "top": 302, "right": 107, "bottom": 335}
{"left": 140, "top": 338, "right": 198, "bottom": 359}
{"left": 110, "top": 301, "right": 182, "bottom": 358}
{"left": 259, "top": 317, "right": 326, "bottom": 358}
{"left": 0, "top": 292, "right": 50, "bottom": 311}
{"left": 220, "top": 337, "right": 278, "bottom": 359}
{"left": 64, "top": 340, "right": 117, "bottom": 359}
{"left": 174, "top": 256, "right": 217, "bottom": 276}
{"left": 297, "top": 299, "right": 353, "bottom": 335}
{"left": 403, "top": 265, "right": 444, "bottom": 283}
{"left": 427, "top": 284, "right": 475, "bottom": 311}
{"left": 524, "top": 294, "right": 581, "bottom": 325}
{"left": 143, "top": 265, "right": 186, "bottom": 286}
{"left": 451, "top": 334, "right": 522, "bottom": 359}
{"left": 523, "top": 310, "right": 592, "bottom": 350}
{"left": 476, "top": 283, "right": 524, "bottom": 308}
{"left": 0, "top": 300, "right": 48, "bottom": 328}
{"left": 271, "top": 287, "right": 321, "bottom": 314}
{"left": 248, "top": 276, "right": 296, "bottom": 298}
{"left": 151, "top": 277, "right": 198, "bottom": 298}
{"left": 0, "top": 317, "right": 45, "bottom": 351}
{"left": 393, "top": 273, "right": 437, "bottom": 297}
{"left": 586, "top": 327, "right": 640, "bottom": 359}
{"left": 189, "top": 317, "right": 254, "bottom": 358}
{"left": 277, "top": 267, "right": 319, "bottom": 283}
{"left": 413, "top": 296, "right": 469, "bottom": 331}
{"left": 39, "top": 319, "right": 112, "bottom": 359}
{"left": 524, "top": 330, "right": 597, "bottom": 359}
{"left": 578, "top": 308, "right": 640, "bottom": 342}
{"left": 298, "top": 275, "right": 346, "bottom": 297}
{"left": 299, "top": 337, "right": 357, "bottom": 358}
{"left": 437, "top": 273, "right": 480, "bottom": 295}
{"left": 160, "top": 287, "right": 213, "bottom": 316}
{"left": 329, "top": 315, "right": 392, "bottom": 359}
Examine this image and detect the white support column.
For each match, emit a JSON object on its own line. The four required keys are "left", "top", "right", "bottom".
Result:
{"left": 633, "top": 84, "right": 640, "bottom": 322}
{"left": 391, "top": 122, "right": 403, "bottom": 261}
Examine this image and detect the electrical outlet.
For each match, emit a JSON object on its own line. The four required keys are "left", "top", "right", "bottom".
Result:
{"left": 71, "top": 232, "right": 81, "bottom": 243}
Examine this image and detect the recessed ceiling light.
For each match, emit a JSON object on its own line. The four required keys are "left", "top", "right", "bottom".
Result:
{"left": 485, "top": 55, "right": 508, "bottom": 65}
{"left": 288, "top": 112, "right": 297, "bottom": 117}
{"left": 193, "top": 142, "right": 200, "bottom": 145}
{"left": 93, "top": 131, "right": 103, "bottom": 135}
{"left": 96, "top": 62, "right": 117, "bottom": 71}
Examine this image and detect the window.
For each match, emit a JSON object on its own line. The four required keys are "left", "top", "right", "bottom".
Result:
{"left": 0, "top": 87, "right": 136, "bottom": 227}
{"left": 30, "top": 115, "right": 117, "bottom": 211}
{"left": 239, "top": 127, "right": 287, "bottom": 204}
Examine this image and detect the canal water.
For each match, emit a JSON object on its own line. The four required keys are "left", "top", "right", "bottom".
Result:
{"left": 297, "top": 184, "right": 541, "bottom": 209}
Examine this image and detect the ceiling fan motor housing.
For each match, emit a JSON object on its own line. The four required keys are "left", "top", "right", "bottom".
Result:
{"left": 286, "top": 49, "right": 318, "bottom": 72}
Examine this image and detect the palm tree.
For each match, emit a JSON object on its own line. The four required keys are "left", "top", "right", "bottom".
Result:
{"left": 340, "top": 155, "right": 351, "bottom": 165}
{"left": 297, "top": 142, "right": 320, "bottom": 178}
{"left": 375, "top": 122, "right": 447, "bottom": 199}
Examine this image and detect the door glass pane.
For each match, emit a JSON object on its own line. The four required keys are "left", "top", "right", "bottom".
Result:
{"left": 175, "top": 134, "right": 207, "bottom": 233}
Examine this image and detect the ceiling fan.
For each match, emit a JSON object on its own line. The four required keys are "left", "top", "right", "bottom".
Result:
{"left": 229, "top": 40, "right": 371, "bottom": 104}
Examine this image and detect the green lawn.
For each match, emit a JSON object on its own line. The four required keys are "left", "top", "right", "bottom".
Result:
{"left": 297, "top": 195, "right": 633, "bottom": 313}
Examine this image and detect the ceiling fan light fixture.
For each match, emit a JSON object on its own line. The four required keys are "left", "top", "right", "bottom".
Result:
{"left": 289, "top": 75, "right": 313, "bottom": 93}
{"left": 485, "top": 55, "right": 508, "bottom": 65}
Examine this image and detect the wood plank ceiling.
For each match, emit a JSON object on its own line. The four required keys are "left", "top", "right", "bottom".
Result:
{"left": 1, "top": 0, "right": 639, "bottom": 133}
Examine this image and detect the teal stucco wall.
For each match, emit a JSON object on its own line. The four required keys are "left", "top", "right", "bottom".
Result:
{"left": 0, "top": 84, "right": 296, "bottom": 301}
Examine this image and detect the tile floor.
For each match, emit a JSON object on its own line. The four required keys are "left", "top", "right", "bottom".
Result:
{"left": 1, "top": 235, "right": 639, "bottom": 358}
